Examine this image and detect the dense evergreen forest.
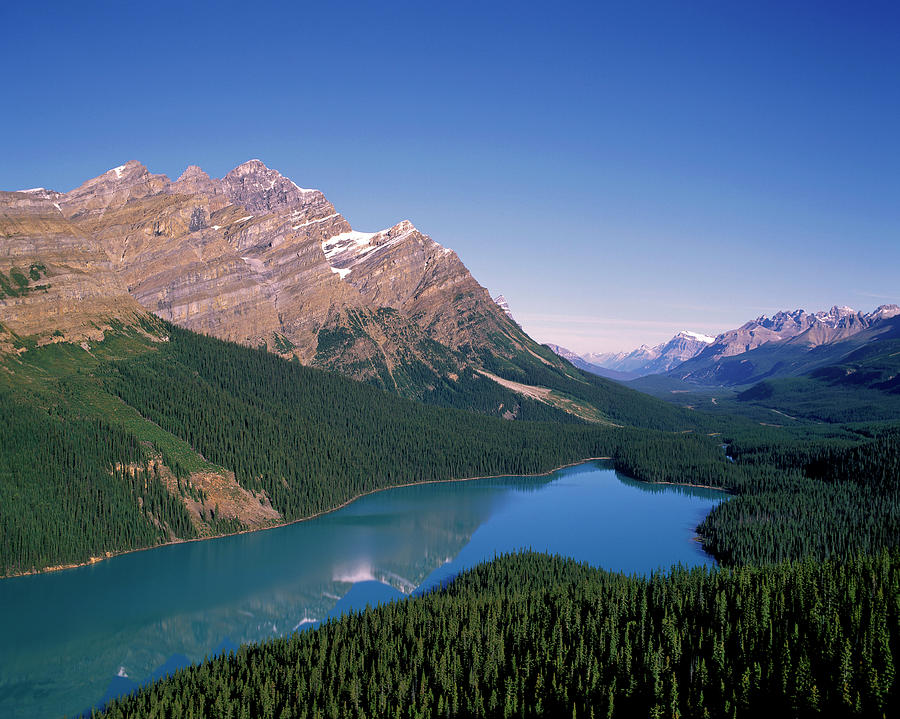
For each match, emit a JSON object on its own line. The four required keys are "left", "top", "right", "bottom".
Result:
{"left": 2, "top": 320, "right": 899, "bottom": 715}
{"left": 2, "top": 323, "right": 701, "bottom": 576}
{"left": 3, "top": 323, "right": 900, "bottom": 575}
{"left": 98, "top": 551, "right": 899, "bottom": 718}
{"left": 0, "top": 391, "right": 195, "bottom": 572}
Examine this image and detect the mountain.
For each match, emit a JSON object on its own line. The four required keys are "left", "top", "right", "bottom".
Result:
{"left": 730, "top": 314, "right": 900, "bottom": 422}
{"left": 671, "top": 305, "right": 900, "bottom": 386}
{"left": 2, "top": 160, "right": 701, "bottom": 429}
{"left": 493, "top": 294, "right": 515, "bottom": 321}
{"left": 0, "top": 160, "right": 601, "bottom": 415}
{"left": 584, "top": 331, "right": 715, "bottom": 377}
{"left": 0, "top": 188, "right": 151, "bottom": 352}
{"left": 544, "top": 344, "right": 639, "bottom": 381}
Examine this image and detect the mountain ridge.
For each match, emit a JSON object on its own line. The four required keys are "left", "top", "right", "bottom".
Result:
{"left": 571, "top": 330, "right": 715, "bottom": 377}
{"left": 671, "top": 304, "right": 899, "bottom": 385}
{"left": 562, "top": 304, "right": 899, "bottom": 385}
{"left": 2, "top": 159, "right": 580, "bottom": 412}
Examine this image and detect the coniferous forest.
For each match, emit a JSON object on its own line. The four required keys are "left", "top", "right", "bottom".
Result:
{"left": 99, "top": 551, "right": 899, "bottom": 719}
{"left": 1, "top": 322, "right": 898, "bottom": 716}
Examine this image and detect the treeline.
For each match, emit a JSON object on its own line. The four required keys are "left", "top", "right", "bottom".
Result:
{"left": 476, "top": 344, "right": 702, "bottom": 432}
{"left": 98, "top": 325, "right": 619, "bottom": 523}
{"left": 4, "top": 320, "right": 900, "bottom": 575}
{"left": 98, "top": 550, "right": 899, "bottom": 718}
{"left": 1, "top": 324, "right": 636, "bottom": 575}
{"left": 0, "top": 390, "right": 195, "bottom": 575}
{"left": 696, "top": 426, "right": 900, "bottom": 565}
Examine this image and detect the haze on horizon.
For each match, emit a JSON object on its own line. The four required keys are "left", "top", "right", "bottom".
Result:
{"left": 2, "top": 1, "right": 897, "bottom": 354}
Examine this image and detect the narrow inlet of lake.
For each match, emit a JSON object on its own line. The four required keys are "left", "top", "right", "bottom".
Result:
{"left": 0, "top": 461, "right": 725, "bottom": 719}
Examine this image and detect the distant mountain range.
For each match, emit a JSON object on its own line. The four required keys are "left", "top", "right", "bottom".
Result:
{"left": 548, "top": 304, "right": 900, "bottom": 387}
{"left": 671, "top": 305, "right": 900, "bottom": 386}
{"left": 582, "top": 331, "right": 716, "bottom": 377}
{"left": 542, "top": 344, "right": 639, "bottom": 381}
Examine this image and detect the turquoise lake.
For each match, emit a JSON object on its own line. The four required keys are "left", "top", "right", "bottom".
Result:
{"left": 0, "top": 461, "right": 726, "bottom": 718}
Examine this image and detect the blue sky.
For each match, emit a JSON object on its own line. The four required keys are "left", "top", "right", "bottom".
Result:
{"left": 3, "top": 1, "right": 898, "bottom": 353}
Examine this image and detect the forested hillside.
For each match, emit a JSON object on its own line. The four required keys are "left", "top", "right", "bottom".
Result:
{"left": 99, "top": 550, "right": 899, "bottom": 718}
{"left": 0, "top": 321, "right": 713, "bottom": 576}
{"left": 4, "top": 321, "right": 900, "bottom": 578}
{"left": 3, "top": 317, "right": 900, "bottom": 716}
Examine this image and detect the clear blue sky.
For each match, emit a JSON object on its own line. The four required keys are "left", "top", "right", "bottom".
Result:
{"left": 3, "top": 1, "right": 898, "bottom": 353}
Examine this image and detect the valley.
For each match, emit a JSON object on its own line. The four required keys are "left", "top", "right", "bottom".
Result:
{"left": 0, "top": 462, "right": 723, "bottom": 719}
{"left": 1, "top": 162, "right": 898, "bottom": 718}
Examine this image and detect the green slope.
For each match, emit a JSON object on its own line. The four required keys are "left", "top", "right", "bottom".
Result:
{"left": 735, "top": 334, "right": 900, "bottom": 422}
{"left": 5, "top": 318, "right": 900, "bottom": 716}
{"left": 0, "top": 320, "right": 713, "bottom": 576}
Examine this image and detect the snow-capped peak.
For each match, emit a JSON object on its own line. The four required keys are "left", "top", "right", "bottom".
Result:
{"left": 676, "top": 330, "right": 715, "bottom": 344}
{"left": 870, "top": 304, "right": 900, "bottom": 320}
{"left": 493, "top": 295, "right": 514, "bottom": 320}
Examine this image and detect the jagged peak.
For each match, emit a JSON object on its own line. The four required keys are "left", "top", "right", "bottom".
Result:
{"left": 59, "top": 160, "right": 170, "bottom": 212}
{"left": 220, "top": 159, "right": 321, "bottom": 214}
{"left": 66, "top": 160, "right": 154, "bottom": 190}
{"left": 224, "top": 159, "right": 314, "bottom": 191}
{"left": 871, "top": 303, "right": 900, "bottom": 319}
{"left": 674, "top": 330, "right": 715, "bottom": 343}
{"left": 105, "top": 160, "right": 148, "bottom": 179}
{"left": 380, "top": 219, "right": 420, "bottom": 239}
{"left": 226, "top": 158, "right": 270, "bottom": 176}
{"left": 176, "top": 164, "right": 210, "bottom": 182}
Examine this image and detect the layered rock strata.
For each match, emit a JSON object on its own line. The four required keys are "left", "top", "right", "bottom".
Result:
{"left": 1, "top": 159, "right": 546, "bottom": 388}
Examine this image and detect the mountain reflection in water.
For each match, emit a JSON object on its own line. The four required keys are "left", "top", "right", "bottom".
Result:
{"left": 0, "top": 461, "right": 725, "bottom": 719}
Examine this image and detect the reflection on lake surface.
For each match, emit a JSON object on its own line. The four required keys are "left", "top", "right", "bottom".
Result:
{"left": 0, "top": 461, "right": 725, "bottom": 718}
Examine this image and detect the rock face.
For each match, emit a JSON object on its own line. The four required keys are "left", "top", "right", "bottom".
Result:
{"left": 0, "top": 189, "right": 149, "bottom": 350}
{"left": 1, "top": 159, "right": 552, "bottom": 393}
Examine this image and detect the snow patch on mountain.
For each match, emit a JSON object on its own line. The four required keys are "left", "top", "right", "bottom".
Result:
{"left": 493, "top": 295, "right": 514, "bottom": 320}
{"left": 322, "top": 230, "right": 379, "bottom": 262}
{"left": 677, "top": 330, "right": 715, "bottom": 343}
{"left": 322, "top": 222, "right": 420, "bottom": 279}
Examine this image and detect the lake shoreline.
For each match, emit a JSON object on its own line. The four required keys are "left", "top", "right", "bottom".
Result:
{"left": 3, "top": 455, "right": 723, "bottom": 580}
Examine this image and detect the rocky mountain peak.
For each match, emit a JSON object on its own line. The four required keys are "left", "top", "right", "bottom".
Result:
{"left": 493, "top": 295, "right": 514, "bottom": 320}
{"left": 171, "top": 165, "right": 220, "bottom": 197}
{"left": 176, "top": 165, "right": 209, "bottom": 181}
{"left": 228, "top": 159, "right": 269, "bottom": 175}
{"left": 387, "top": 219, "right": 416, "bottom": 235}
{"left": 222, "top": 160, "right": 319, "bottom": 215}
{"left": 109, "top": 160, "right": 147, "bottom": 178}
{"left": 3, "top": 158, "right": 556, "bottom": 399}
{"left": 59, "top": 161, "right": 170, "bottom": 217}
{"left": 871, "top": 304, "right": 900, "bottom": 320}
